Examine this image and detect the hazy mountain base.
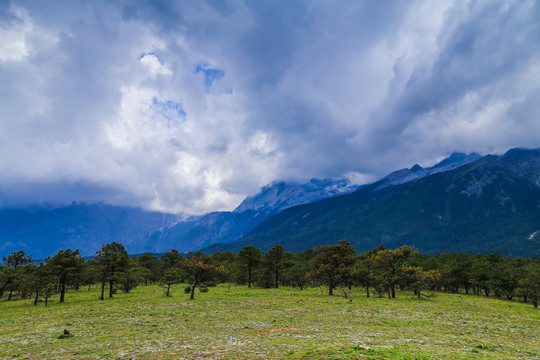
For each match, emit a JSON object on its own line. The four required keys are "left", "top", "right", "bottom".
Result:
{"left": 0, "top": 203, "right": 183, "bottom": 259}
{"left": 0, "top": 152, "right": 482, "bottom": 259}
{"left": 0, "top": 285, "right": 538, "bottom": 359}
{"left": 208, "top": 149, "right": 540, "bottom": 257}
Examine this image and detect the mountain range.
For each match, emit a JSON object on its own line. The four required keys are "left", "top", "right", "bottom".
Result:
{"left": 2, "top": 149, "right": 537, "bottom": 258}
{"left": 206, "top": 148, "right": 540, "bottom": 257}
{"left": 0, "top": 177, "right": 363, "bottom": 258}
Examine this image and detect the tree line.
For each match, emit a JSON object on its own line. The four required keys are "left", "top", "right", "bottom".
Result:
{"left": 1, "top": 241, "right": 539, "bottom": 308}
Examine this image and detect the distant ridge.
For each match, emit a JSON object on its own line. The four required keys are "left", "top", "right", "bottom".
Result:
{"left": 204, "top": 148, "right": 540, "bottom": 258}
{"left": 0, "top": 150, "right": 489, "bottom": 258}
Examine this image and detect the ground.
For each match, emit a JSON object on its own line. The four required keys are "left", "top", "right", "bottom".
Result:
{"left": 0, "top": 284, "right": 538, "bottom": 359}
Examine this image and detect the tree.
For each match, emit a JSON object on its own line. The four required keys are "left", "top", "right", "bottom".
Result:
{"left": 268, "top": 244, "right": 285, "bottom": 288}
{"left": 81, "top": 259, "right": 98, "bottom": 291}
{"left": 370, "top": 246, "right": 417, "bottom": 298}
{"left": 401, "top": 266, "right": 440, "bottom": 298}
{"left": 517, "top": 263, "right": 540, "bottom": 308}
{"left": 117, "top": 259, "right": 142, "bottom": 293}
{"left": 283, "top": 252, "right": 308, "bottom": 290}
{"left": 353, "top": 246, "right": 386, "bottom": 298}
{"left": 238, "top": 245, "right": 261, "bottom": 288}
{"left": 469, "top": 255, "right": 493, "bottom": 297}
{"left": 161, "top": 249, "right": 183, "bottom": 270}
{"left": 1, "top": 250, "right": 33, "bottom": 300}
{"left": 137, "top": 253, "right": 162, "bottom": 285}
{"left": 160, "top": 268, "right": 182, "bottom": 296}
{"left": 47, "top": 249, "right": 85, "bottom": 303}
{"left": 95, "top": 242, "right": 130, "bottom": 300}
{"left": 26, "top": 263, "right": 56, "bottom": 306}
{"left": 178, "top": 258, "right": 227, "bottom": 299}
{"left": 309, "top": 241, "right": 357, "bottom": 295}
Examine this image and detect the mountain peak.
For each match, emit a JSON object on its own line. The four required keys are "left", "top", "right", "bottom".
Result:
{"left": 431, "top": 152, "right": 482, "bottom": 169}
{"left": 233, "top": 178, "right": 359, "bottom": 214}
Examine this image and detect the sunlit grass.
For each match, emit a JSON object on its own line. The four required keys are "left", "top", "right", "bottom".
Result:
{"left": 0, "top": 284, "right": 538, "bottom": 359}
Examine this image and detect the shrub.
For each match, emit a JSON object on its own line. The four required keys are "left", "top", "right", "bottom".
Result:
{"left": 199, "top": 284, "right": 209, "bottom": 293}
{"left": 184, "top": 286, "right": 192, "bottom": 294}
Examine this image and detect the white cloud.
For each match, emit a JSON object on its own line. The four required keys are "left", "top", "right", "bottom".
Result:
{"left": 0, "top": 0, "right": 539, "bottom": 214}
{"left": 0, "top": 6, "right": 31, "bottom": 62}
{"left": 139, "top": 53, "right": 172, "bottom": 76}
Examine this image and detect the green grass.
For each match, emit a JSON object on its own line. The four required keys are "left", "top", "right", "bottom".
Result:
{"left": 0, "top": 285, "right": 538, "bottom": 359}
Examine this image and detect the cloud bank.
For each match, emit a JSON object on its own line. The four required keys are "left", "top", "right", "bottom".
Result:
{"left": 1, "top": 0, "right": 539, "bottom": 214}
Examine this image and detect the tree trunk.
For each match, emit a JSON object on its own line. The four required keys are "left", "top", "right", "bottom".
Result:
{"left": 100, "top": 279, "right": 106, "bottom": 300}
{"left": 328, "top": 281, "right": 333, "bottom": 296}
{"left": 366, "top": 286, "right": 370, "bottom": 298}
{"left": 34, "top": 291, "right": 39, "bottom": 305}
{"left": 248, "top": 266, "right": 252, "bottom": 288}
{"left": 391, "top": 286, "right": 396, "bottom": 299}
{"left": 59, "top": 284, "right": 66, "bottom": 303}
{"left": 190, "top": 282, "right": 197, "bottom": 300}
{"left": 109, "top": 280, "right": 114, "bottom": 298}
{"left": 275, "top": 269, "right": 279, "bottom": 289}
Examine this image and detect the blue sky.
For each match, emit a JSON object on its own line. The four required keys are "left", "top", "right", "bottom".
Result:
{"left": 0, "top": 0, "right": 539, "bottom": 214}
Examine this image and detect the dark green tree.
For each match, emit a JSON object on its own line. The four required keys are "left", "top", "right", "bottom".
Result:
{"left": 160, "top": 268, "right": 182, "bottom": 296}
{"left": 161, "top": 249, "right": 183, "bottom": 270}
{"left": 283, "top": 252, "right": 309, "bottom": 290}
{"left": 95, "top": 242, "right": 130, "bottom": 300}
{"left": 1, "top": 250, "right": 33, "bottom": 300}
{"left": 81, "top": 259, "right": 98, "bottom": 291}
{"left": 137, "top": 252, "right": 162, "bottom": 285}
{"left": 117, "top": 259, "right": 142, "bottom": 293}
{"left": 268, "top": 244, "right": 285, "bottom": 288}
{"left": 238, "top": 245, "right": 261, "bottom": 288}
{"left": 309, "top": 241, "right": 357, "bottom": 295}
{"left": 47, "top": 249, "right": 85, "bottom": 303}
{"left": 517, "top": 262, "right": 540, "bottom": 308}
{"left": 27, "top": 263, "right": 56, "bottom": 306}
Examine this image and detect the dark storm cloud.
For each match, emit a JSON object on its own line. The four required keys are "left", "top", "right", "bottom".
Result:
{"left": 0, "top": 0, "right": 539, "bottom": 213}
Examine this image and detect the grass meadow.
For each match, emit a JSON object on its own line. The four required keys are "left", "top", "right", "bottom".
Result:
{"left": 0, "top": 284, "right": 538, "bottom": 359}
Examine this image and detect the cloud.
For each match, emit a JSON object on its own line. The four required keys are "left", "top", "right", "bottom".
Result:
{"left": 139, "top": 53, "right": 172, "bottom": 76}
{"left": 0, "top": 0, "right": 539, "bottom": 214}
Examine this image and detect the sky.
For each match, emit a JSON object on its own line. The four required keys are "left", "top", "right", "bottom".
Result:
{"left": 0, "top": 0, "right": 539, "bottom": 215}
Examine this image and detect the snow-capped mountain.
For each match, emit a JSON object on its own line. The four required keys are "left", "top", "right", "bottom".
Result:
{"left": 234, "top": 178, "right": 361, "bottom": 215}
{"left": 206, "top": 148, "right": 540, "bottom": 257}
{"left": 167, "top": 178, "right": 361, "bottom": 252}
{"left": 377, "top": 152, "right": 481, "bottom": 189}
{"left": 0, "top": 151, "right": 485, "bottom": 258}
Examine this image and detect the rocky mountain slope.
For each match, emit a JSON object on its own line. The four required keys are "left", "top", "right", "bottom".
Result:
{"left": 205, "top": 148, "right": 540, "bottom": 257}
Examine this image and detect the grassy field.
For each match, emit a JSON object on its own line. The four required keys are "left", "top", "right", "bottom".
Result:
{"left": 0, "top": 284, "right": 538, "bottom": 359}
